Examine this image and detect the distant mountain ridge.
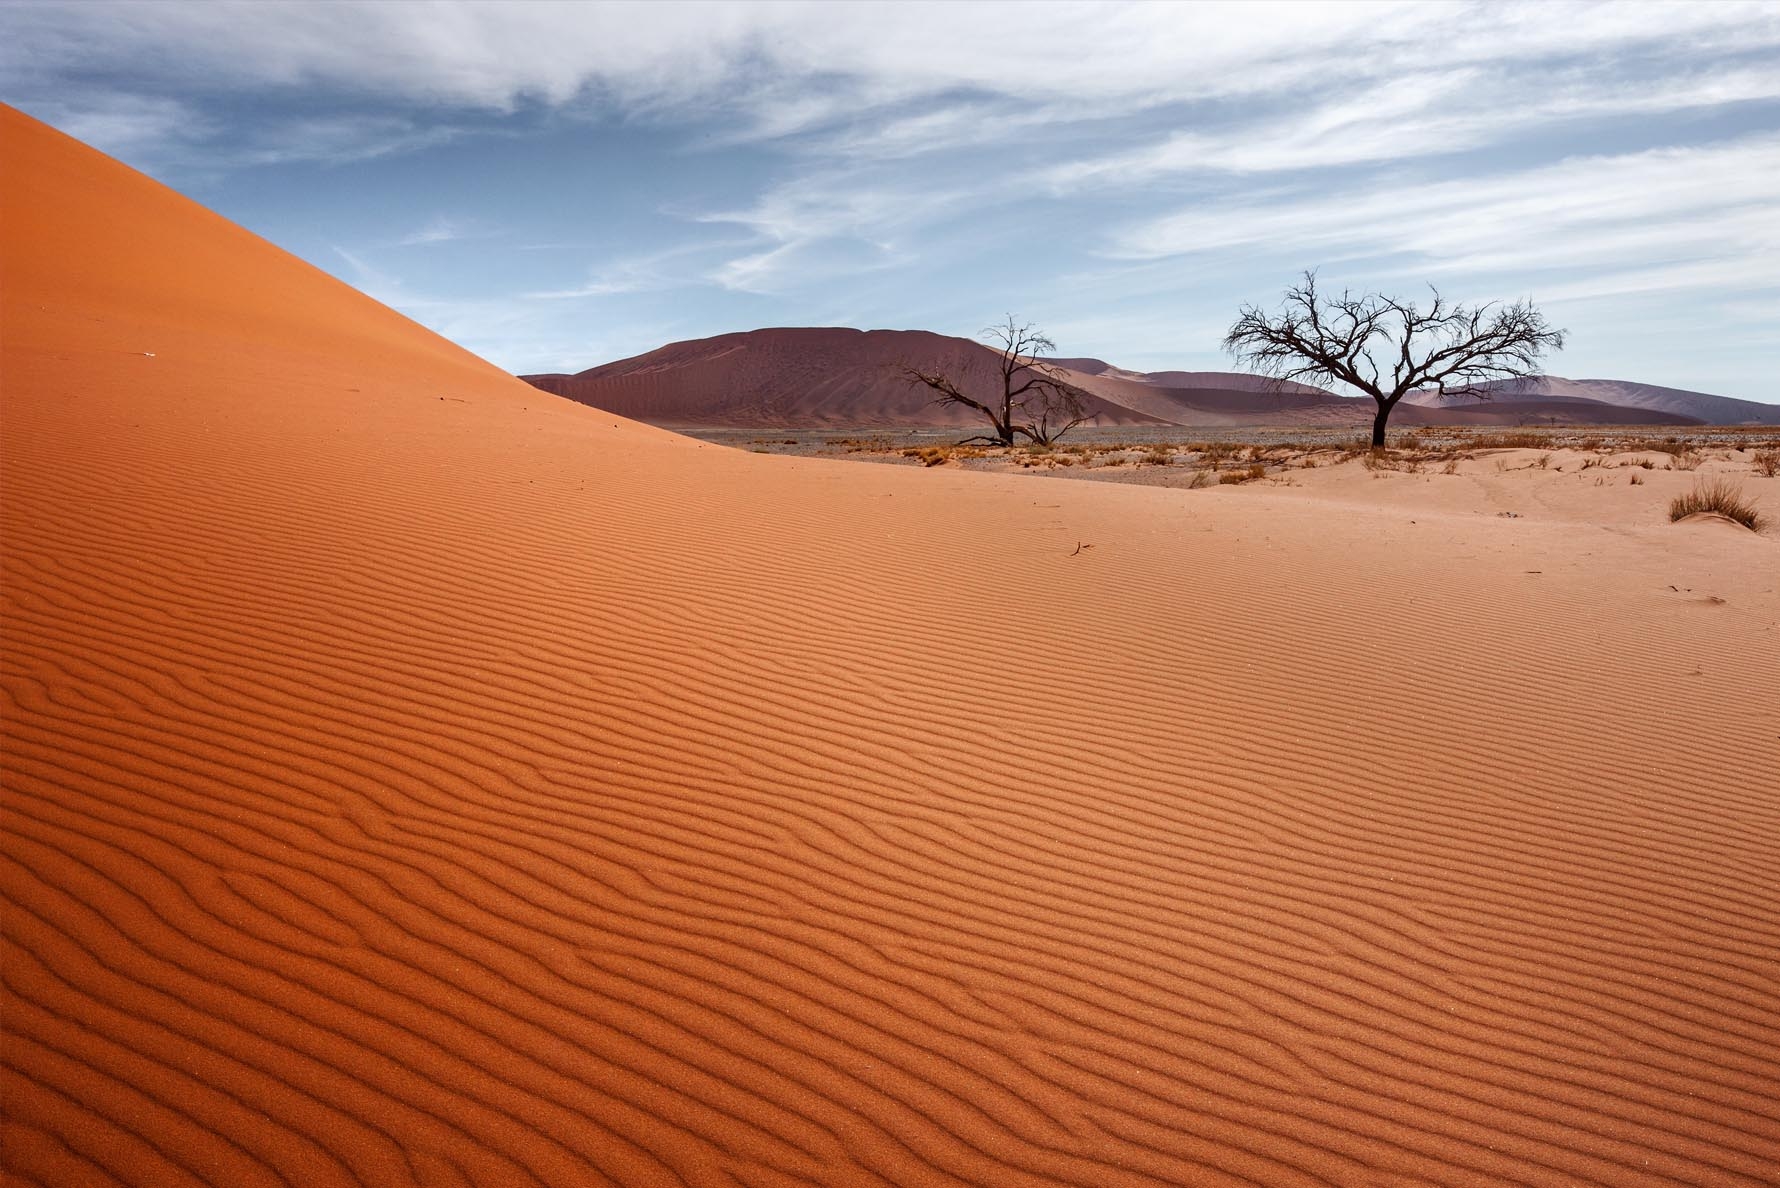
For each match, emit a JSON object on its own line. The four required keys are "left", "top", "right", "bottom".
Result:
{"left": 1402, "top": 376, "right": 1780, "bottom": 426}
{"left": 523, "top": 329, "right": 1753, "bottom": 429}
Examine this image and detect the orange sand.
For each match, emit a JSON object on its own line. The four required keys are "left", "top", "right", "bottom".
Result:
{"left": 4, "top": 106, "right": 1778, "bottom": 1187}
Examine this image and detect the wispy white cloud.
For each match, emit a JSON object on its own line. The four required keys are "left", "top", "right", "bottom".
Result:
{"left": 396, "top": 216, "right": 494, "bottom": 247}
{"left": 1111, "top": 134, "right": 1780, "bottom": 300}
{"left": 695, "top": 172, "right": 976, "bottom": 293}
{"left": 1047, "top": 62, "right": 1780, "bottom": 189}
{"left": 523, "top": 242, "right": 733, "bottom": 299}
{"left": 8, "top": 1, "right": 1778, "bottom": 162}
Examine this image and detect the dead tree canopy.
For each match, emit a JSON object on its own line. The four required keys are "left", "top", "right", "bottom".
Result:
{"left": 1224, "top": 272, "right": 1565, "bottom": 447}
{"left": 902, "top": 317, "right": 1091, "bottom": 447}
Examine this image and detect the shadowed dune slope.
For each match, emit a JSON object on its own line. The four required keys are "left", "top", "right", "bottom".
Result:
{"left": 1404, "top": 377, "right": 1774, "bottom": 426}
{"left": 6, "top": 105, "right": 1780, "bottom": 1188}
{"left": 1049, "top": 360, "right": 1338, "bottom": 399}
{"left": 524, "top": 329, "right": 1167, "bottom": 430}
{"left": 532, "top": 339, "right": 1705, "bottom": 432}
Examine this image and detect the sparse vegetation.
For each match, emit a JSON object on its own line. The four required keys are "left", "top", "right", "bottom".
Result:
{"left": 900, "top": 444, "right": 984, "bottom": 467}
{"left": 1220, "top": 463, "right": 1266, "bottom": 485}
{"left": 1669, "top": 478, "right": 1764, "bottom": 531}
{"left": 1474, "top": 432, "right": 1545, "bottom": 450}
{"left": 776, "top": 427, "right": 1780, "bottom": 497}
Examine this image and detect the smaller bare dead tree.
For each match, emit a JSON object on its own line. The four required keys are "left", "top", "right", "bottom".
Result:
{"left": 1224, "top": 272, "right": 1566, "bottom": 447}
{"left": 903, "top": 317, "right": 1091, "bottom": 446}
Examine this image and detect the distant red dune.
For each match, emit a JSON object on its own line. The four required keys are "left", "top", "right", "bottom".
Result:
{"left": 528, "top": 333, "right": 1707, "bottom": 430}
{"left": 1405, "top": 376, "right": 1780, "bottom": 425}
{"left": 524, "top": 328, "right": 1168, "bottom": 429}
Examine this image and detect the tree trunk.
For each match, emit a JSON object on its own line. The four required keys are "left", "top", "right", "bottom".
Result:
{"left": 1371, "top": 400, "right": 1392, "bottom": 448}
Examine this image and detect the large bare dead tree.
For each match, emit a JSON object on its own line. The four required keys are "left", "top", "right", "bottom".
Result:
{"left": 902, "top": 317, "right": 1091, "bottom": 446}
{"left": 1224, "top": 272, "right": 1566, "bottom": 448}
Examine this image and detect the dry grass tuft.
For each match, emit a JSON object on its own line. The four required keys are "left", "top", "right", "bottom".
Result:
{"left": 901, "top": 445, "right": 983, "bottom": 467}
{"left": 1669, "top": 478, "right": 1764, "bottom": 531}
{"left": 1220, "top": 463, "right": 1267, "bottom": 485}
{"left": 1475, "top": 432, "right": 1545, "bottom": 450}
{"left": 1754, "top": 449, "right": 1780, "bottom": 478}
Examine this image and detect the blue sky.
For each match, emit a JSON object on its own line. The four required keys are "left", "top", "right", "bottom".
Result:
{"left": 4, "top": 0, "right": 1779, "bottom": 398}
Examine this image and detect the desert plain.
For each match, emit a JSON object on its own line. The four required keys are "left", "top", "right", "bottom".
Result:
{"left": 3, "top": 102, "right": 1779, "bottom": 1188}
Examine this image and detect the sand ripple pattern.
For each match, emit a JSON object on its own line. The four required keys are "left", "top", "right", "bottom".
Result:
{"left": 5, "top": 105, "right": 1780, "bottom": 1187}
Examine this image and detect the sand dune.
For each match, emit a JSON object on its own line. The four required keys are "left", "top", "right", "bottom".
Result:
{"left": 5, "top": 103, "right": 1780, "bottom": 1188}
{"left": 523, "top": 329, "right": 1167, "bottom": 429}
{"left": 531, "top": 336, "right": 1705, "bottom": 431}
{"left": 1050, "top": 360, "right": 1336, "bottom": 398}
{"left": 1405, "top": 376, "right": 1776, "bottom": 426}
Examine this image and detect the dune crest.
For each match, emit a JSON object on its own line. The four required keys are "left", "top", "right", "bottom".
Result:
{"left": 5, "top": 105, "right": 1779, "bottom": 1187}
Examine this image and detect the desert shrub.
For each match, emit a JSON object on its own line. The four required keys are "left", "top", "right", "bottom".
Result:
{"left": 1669, "top": 478, "right": 1764, "bottom": 530}
{"left": 1646, "top": 439, "right": 1695, "bottom": 457}
{"left": 1475, "top": 432, "right": 1545, "bottom": 450}
{"left": 1220, "top": 463, "right": 1266, "bottom": 485}
{"left": 1629, "top": 471, "right": 1643, "bottom": 485}
{"left": 1186, "top": 468, "right": 1214, "bottom": 489}
{"left": 1671, "top": 450, "right": 1701, "bottom": 471}
{"left": 1753, "top": 449, "right": 1780, "bottom": 478}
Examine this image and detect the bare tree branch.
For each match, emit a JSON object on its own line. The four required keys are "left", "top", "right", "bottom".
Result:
{"left": 1224, "top": 271, "right": 1565, "bottom": 447}
{"left": 900, "top": 315, "right": 1092, "bottom": 447}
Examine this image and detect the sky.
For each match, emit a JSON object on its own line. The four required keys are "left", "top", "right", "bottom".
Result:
{"left": 4, "top": 0, "right": 1779, "bottom": 398}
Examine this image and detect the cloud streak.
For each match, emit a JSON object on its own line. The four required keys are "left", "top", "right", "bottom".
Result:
{"left": 8, "top": 2, "right": 1778, "bottom": 161}
{"left": 1111, "top": 134, "right": 1780, "bottom": 292}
